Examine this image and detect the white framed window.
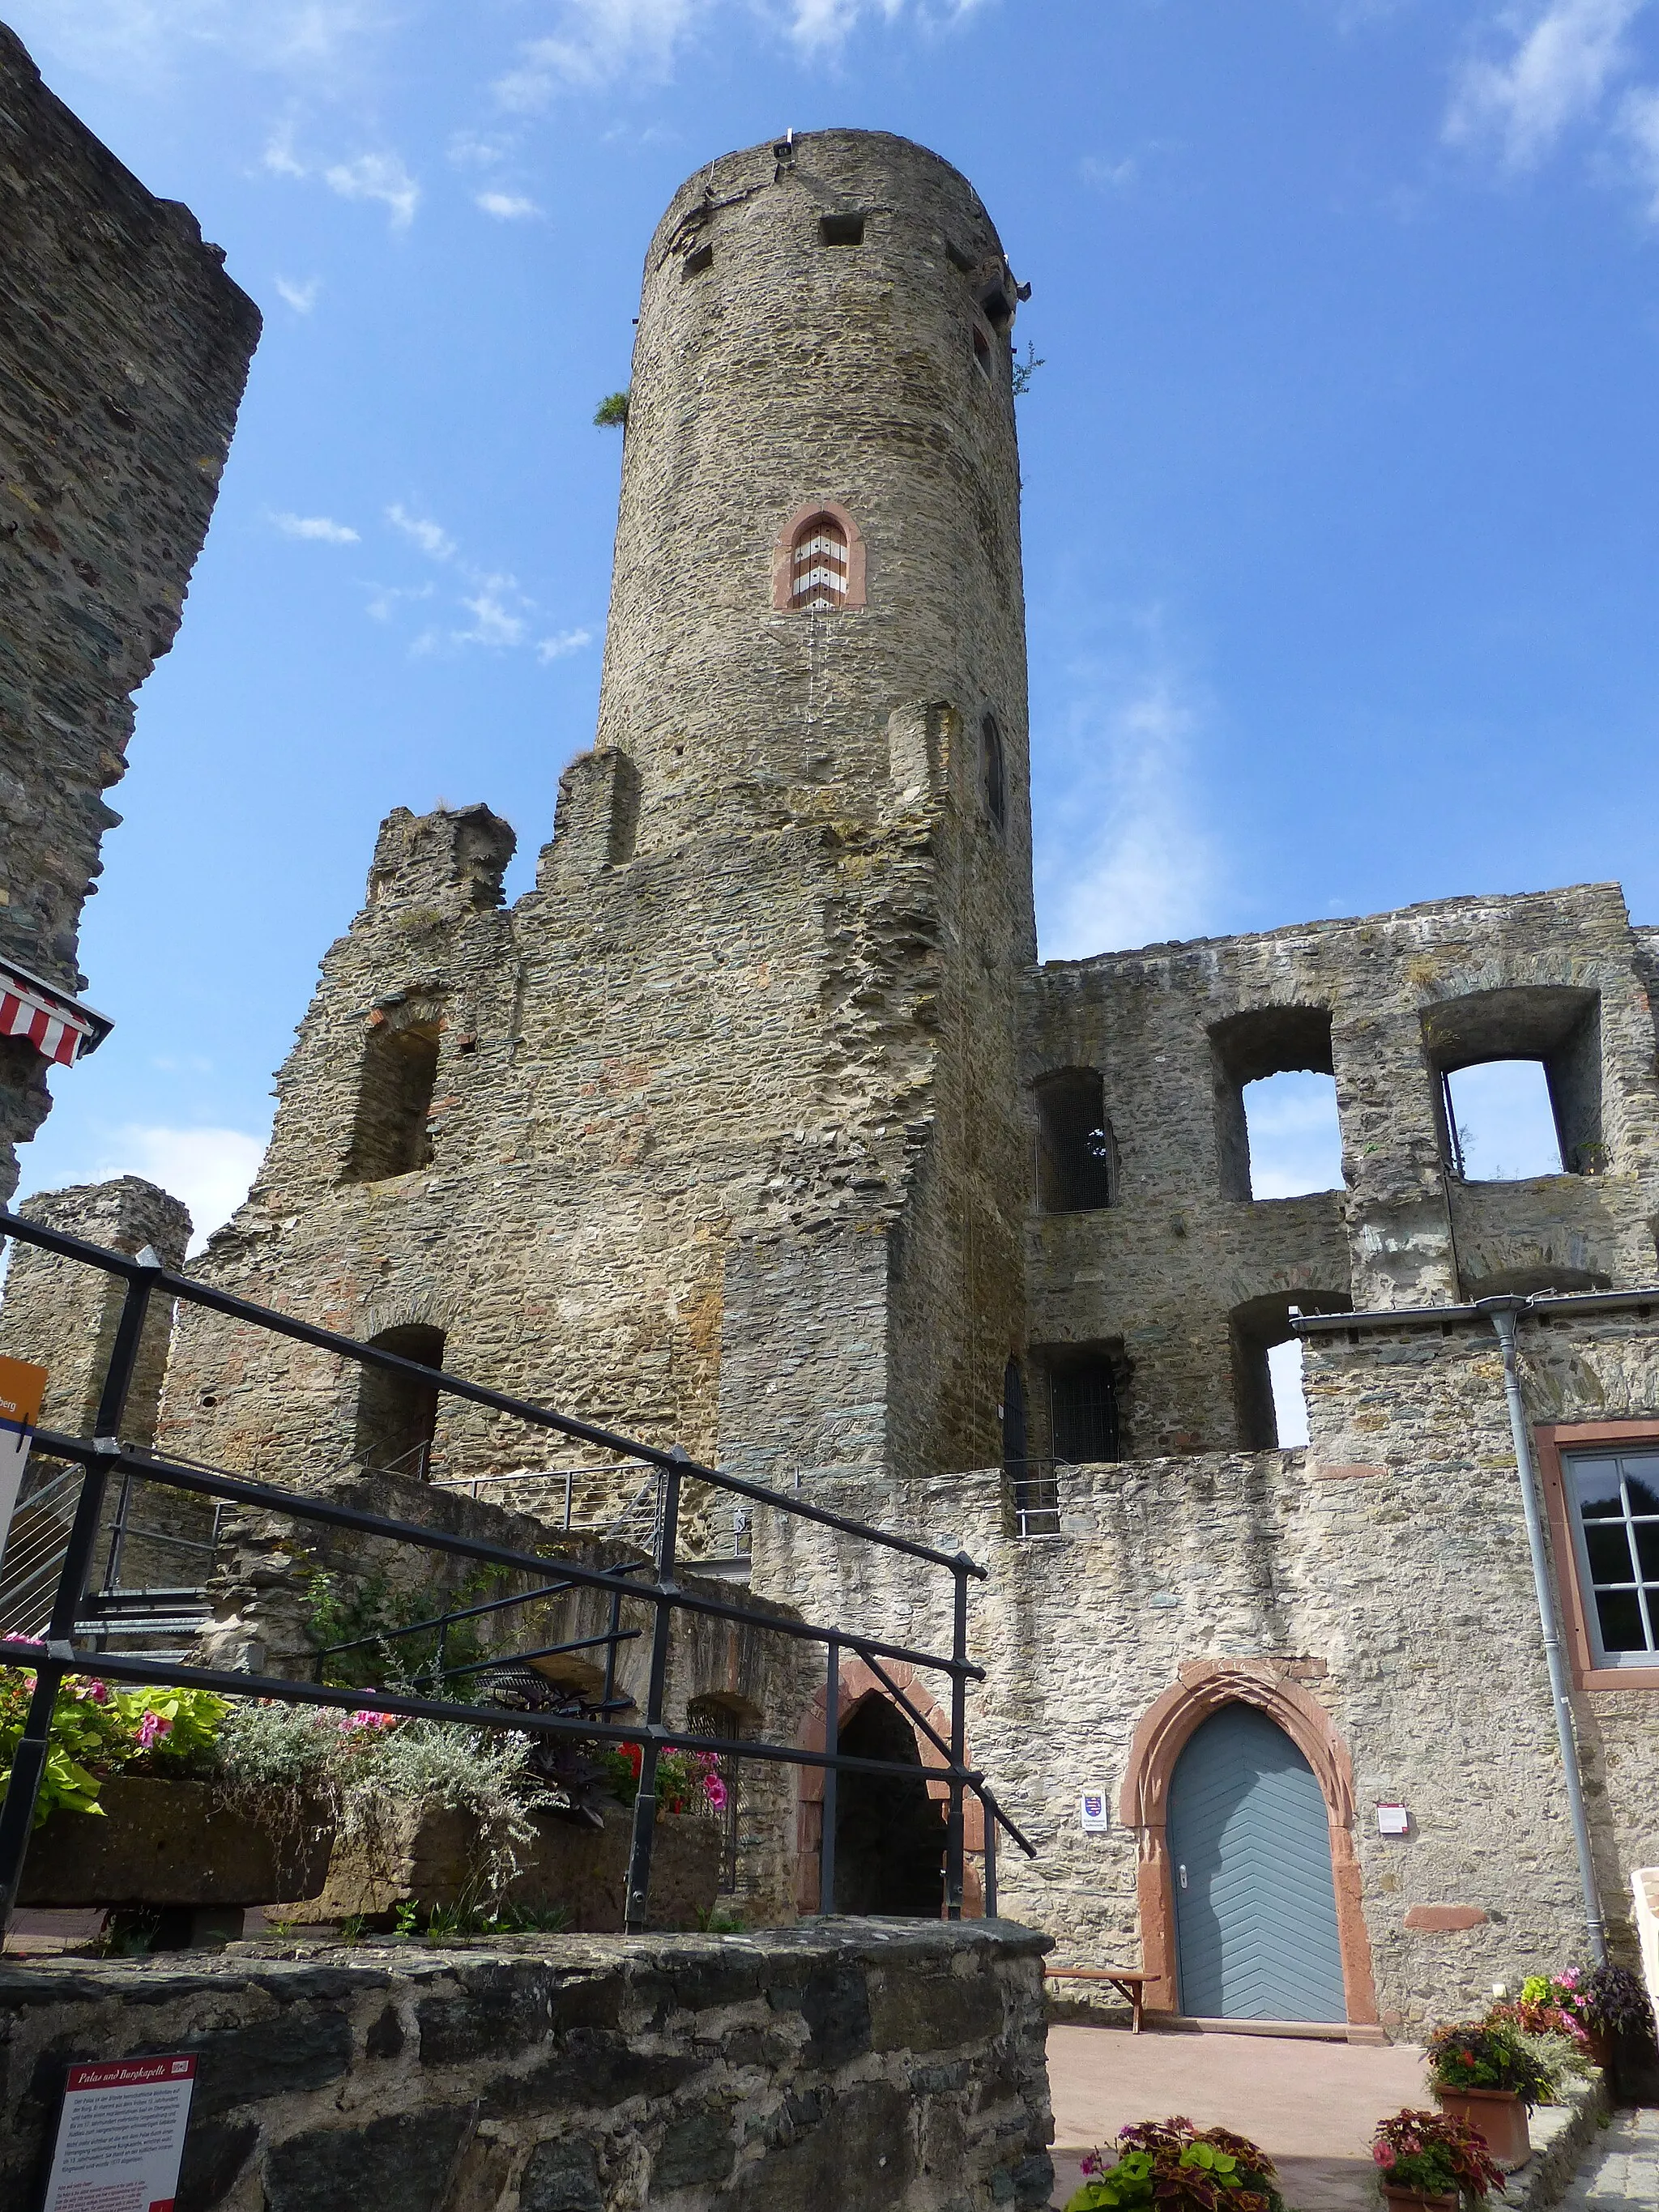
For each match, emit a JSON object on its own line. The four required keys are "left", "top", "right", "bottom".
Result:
{"left": 1563, "top": 1448, "right": 1659, "bottom": 1667}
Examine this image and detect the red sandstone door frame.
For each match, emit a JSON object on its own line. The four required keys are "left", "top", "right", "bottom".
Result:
{"left": 794, "top": 1656, "right": 984, "bottom": 1916}
{"left": 1118, "top": 1661, "right": 1378, "bottom": 2027}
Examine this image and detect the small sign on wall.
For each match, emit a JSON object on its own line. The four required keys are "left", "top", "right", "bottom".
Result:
{"left": 0, "top": 1353, "right": 48, "bottom": 1558}
{"left": 42, "top": 2054, "right": 198, "bottom": 2212}
{"left": 1376, "top": 1803, "right": 1410, "bottom": 1837}
{"left": 1079, "top": 1785, "right": 1111, "bottom": 1833}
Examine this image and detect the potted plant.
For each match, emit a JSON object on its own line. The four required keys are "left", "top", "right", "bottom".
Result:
{"left": 1371, "top": 2109, "right": 1506, "bottom": 2210}
{"left": 1575, "top": 1962, "right": 1657, "bottom": 2074}
{"left": 1064, "top": 2116, "right": 1284, "bottom": 2212}
{"left": 1425, "top": 2022, "right": 1552, "bottom": 2169}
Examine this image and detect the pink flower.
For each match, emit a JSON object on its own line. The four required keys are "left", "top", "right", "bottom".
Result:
{"left": 705, "top": 1775, "right": 728, "bottom": 1812}
{"left": 1373, "top": 2146, "right": 1396, "bottom": 2168}
{"left": 74, "top": 1679, "right": 109, "bottom": 1704}
{"left": 339, "top": 1709, "right": 398, "bottom": 1733}
{"left": 137, "top": 1711, "right": 172, "bottom": 1750}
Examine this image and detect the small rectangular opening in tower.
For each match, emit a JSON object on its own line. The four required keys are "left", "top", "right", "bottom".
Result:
{"left": 819, "top": 212, "right": 865, "bottom": 246}
{"left": 681, "top": 242, "right": 713, "bottom": 279}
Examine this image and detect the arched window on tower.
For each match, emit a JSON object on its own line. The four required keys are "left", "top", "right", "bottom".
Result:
{"left": 982, "top": 714, "right": 1007, "bottom": 831}
{"left": 789, "top": 511, "right": 849, "bottom": 612}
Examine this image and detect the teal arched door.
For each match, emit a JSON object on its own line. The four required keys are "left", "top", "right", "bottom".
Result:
{"left": 1166, "top": 1703, "right": 1346, "bottom": 2022}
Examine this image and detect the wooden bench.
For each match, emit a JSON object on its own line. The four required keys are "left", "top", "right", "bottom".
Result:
{"left": 1043, "top": 1965, "right": 1149, "bottom": 2032}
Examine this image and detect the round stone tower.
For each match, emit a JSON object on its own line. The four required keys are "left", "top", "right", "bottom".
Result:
{"left": 597, "top": 129, "right": 1031, "bottom": 884}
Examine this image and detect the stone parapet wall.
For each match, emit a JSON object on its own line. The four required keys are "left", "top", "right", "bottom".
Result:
{"left": 0, "top": 1921, "right": 1054, "bottom": 2212}
{"left": 0, "top": 26, "right": 258, "bottom": 1194}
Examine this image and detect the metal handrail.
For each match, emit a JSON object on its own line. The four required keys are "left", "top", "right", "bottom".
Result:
{"left": 0, "top": 1208, "right": 1035, "bottom": 1935}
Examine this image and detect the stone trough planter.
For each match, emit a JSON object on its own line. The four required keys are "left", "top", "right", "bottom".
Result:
{"left": 279, "top": 1798, "right": 724, "bottom": 1932}
{"left": 16, "top": 1775, "right": 334, "bottom": 1908}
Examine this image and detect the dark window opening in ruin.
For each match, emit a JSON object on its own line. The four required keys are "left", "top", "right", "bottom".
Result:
{"left": 1034, "top": 1067, "right": 1118, "bottom": 1212}
{"left": 1050, "top": 1358, "right": 1120, "bottom": 1466}
{"left": 1425, "top": 986, "right": 1602, "bottom": 1179}
{"left": 688, "top": 1694, "right": 752, "bottom": 1892}
{"left": 982, "top": 713, "right": 1007, "bottom": 831}
{"left": 945, "top": 238, "right": 976, "bottom": 273}
{"left": 979, "top": 282, "right": 1013, "bottom": 332}
{"left": 1001, "top": 1357, "right": 1027, "bottom": 1477}
{"left": 789, "top": 511, "right": 848, "bottom": 612}
{"left": 1230, "top": 1293, "right": 1350, "bottom": 1451}
{"left": 681, "top": 242, "right": 713, "bottom": 279}
{"left": 343, "top": 1021, "right": 440, "bottom": 1183}
{"left": 1563, "top": 1448, "right": 1659, "bottom": 1667}
{"left": 819, "top": 211, "right": 865, "bottom": 246}
{"left": 1209, "top": 1007, "right": 1336, "bottom": 1203}
{"left": 832, "top": 1694, "right": 945, "bottom": 1916}
{"left": 972, "top": 324, "right": 992, "bottom": 376}
{"left": 356, "top": 1323, "right": 445, "bottom": 1481}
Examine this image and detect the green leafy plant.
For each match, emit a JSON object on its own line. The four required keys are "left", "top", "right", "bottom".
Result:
{"left": 1065, "top": 2119, "right": 1282, "bottom": 2212}
{"left": 1010, "top": 341, "right": 1045, "bottom": 397}
{"left": 0, "top": 1669, "right": 231, "bottom": 1826}
{"left": 1427, "top": 2020, "right": 1554, "bottom": 2108}
{"left": 593, "top": 390, "right": 629, "bottom": 428}
{"left": 305, "top": 1565, "right": 505, "bottom": 1691}
{"left": 1371, "top": 2108, "right": 1505, "bottom": 2202}
{"left": 1577, "top": 1963, "right": 1657, "bottom": 2041}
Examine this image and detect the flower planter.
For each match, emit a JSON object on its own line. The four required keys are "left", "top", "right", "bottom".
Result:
{"left": 16, "top": 1775, "right": 334, "bottom": 1907}
{"left": 1380, "top": 2189, "right": 1457, "bottom": 2212}
{"left": 279, "top": 1798, "right": 723, "bottom": 1932}
{"left": 1582, "top": 2026, "right": 1615, "bottom": 2071}
{"left": 1431, "top": 2086, "right": 1530, "bottom": 2171}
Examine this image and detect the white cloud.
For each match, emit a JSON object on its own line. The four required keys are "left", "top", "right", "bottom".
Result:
{"left": 271, "top": 510, "right": 359, "bottom": 543}
{"left": 450, "top": 130, "right": 512, "bottom": 168}
{"left": 262, "top": 126, "right": 420, "bottom": 230}
{"left": 94, "top": 1125, "right": 267, "bottom": 1254}
{"left": 1447, "top": 0, "right": 1648, "bottom": 167}
{"left": 323, "top": 151, "right": 420, "bottom": 229}
{"left": 1620, "top": 81, "right": 1659, "bottom": 211}
{"left": 454, "top": 582, "right": 529, "bottom": 648}
{"left": 365, "top": 580, "right": 436, "bottom": 621}
{"left": 477, "top": 191, "right": 543, "bottom": 219}
{"left": 496, "top": 0, "right": 988, "bottom": 102}
{"left": 1243, "top": 1072, "right": 1345, "bottom": 1199}
{"left": 1034, "top": 660, "right": 1220, "bottom": 961}
{"left": 1080, "top": 153, "right": 1137, "bottom": 191}
{"left": 4, "top": 0, "right": 390, "bottom": 88}
{"left": 537, "top": 628, "right": 593, "bottom": 661}
{"left": 274, "top": 275, "right": 321, "bottom": 313}
{"left": 386, "top": 505, "right": 457, "bottom": 561}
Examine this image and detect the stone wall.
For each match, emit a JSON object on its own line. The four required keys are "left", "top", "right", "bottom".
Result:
{"left": 1025, "top": 882, "right": 1659, "bottom": 1457}
{"left": 753, "top": 1301, "right": 1659, "bottom": 2031}
{"left": 0, "top": 25, "right": 258, "bottom": 1194}
{"left": 0, "top": 1921, "right": 1054, "bottom": 2212}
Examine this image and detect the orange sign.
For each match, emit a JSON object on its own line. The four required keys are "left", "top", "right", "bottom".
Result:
{"left": 0, "top": 1354, "right": 47, "bottom": 1430}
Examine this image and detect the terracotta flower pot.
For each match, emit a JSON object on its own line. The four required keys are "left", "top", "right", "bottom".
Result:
{"left": 1431, "top": 2085, "right": 1530, "bottom": 2171}
{"left": 1380, "top": 2189, "right": 1457, "bottom": 2212}
{"left": 1583, "top": 2026, "right": 1614, "bottom": 2070}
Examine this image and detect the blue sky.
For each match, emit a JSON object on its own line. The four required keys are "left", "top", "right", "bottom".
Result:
{"left": 10, "top": 0, "right": 1659, "bottom": 1244}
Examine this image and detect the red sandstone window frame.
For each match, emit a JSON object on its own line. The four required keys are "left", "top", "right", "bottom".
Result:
{"left": 1534, "top": 1418, "right": 1659, "bottom": 1692}
{"left": 770, "top": 501, "right": 867, "bottom": 612}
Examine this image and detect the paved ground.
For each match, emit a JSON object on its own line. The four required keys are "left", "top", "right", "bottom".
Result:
{"left": 1047, "top": 2025, "right": 1429, "bottom": 2212}
{"left": 1556, "top": 2107, "right": 1659, "bottom": 2210}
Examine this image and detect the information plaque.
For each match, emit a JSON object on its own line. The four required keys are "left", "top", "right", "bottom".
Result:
{"left": 41, "top": 2055, "right": 198, "bottom": 2212}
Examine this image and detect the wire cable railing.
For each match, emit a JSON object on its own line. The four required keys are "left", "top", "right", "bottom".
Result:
{"left": 0, "top": 1205, "right": 1036, "bottom": 1934}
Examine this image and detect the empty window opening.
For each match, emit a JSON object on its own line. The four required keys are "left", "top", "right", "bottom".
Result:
{"left": 972, "top": 325, "right": 992, "bottom": 377}
{"left": 818, "top": 211, "right": 865, "bottom": 246}
{"left": 1034, "top": 1068, "right": 1118, "bottom": 1212}
{"left": 356, "top": 1323, "right": 445, "bottom": 1481}
{"left": 344, "top": 1021, "right": 439, "bottom": 1183}
{"left": 1209, "top": 1007, "right": 1335, "bottom": 1203}
{"left": 1563, "top": 1449, "right": 1659, "bottom": 1668}
{"left": 982, "top": 713, "right": 1007, "bottom": 831}
{"left": 1424, "top": 985, "right": 1602, "bottom": 1178}
{"left": 1267, "top": 1340, "right": 1309, "bottom": 1449}
{"left": 789, "top": 511, "right": 848, "bottom": 612}
{"left": 1241, "top": 1070, "right": 1343, "bottom": 1200}
{"left": 1442, "top": 1061, "right": 1565, "bottom": 1181}
{"left": 680, "top": 242, "right": 713, "bottom": 279}
{"left": 979, "top": 281, "right": 1013, "bottom": 332}
{"left": 1051, "top": 1359, "right": 1120, "bottom": 1465}
{"left": 1230, "top": 1294, "right": 1348, "bottom": 1451}
{"left": 830, "top": 1695, "right": 945, "bottom": 1916}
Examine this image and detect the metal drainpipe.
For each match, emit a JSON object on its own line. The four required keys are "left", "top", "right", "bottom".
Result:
{"left": 1479, "top": 1295, "right": 1607, "bottom": 1964}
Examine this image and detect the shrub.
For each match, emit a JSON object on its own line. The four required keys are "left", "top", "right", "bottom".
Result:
{"left": 592, "top": 390, "right": 629, "bottom": 428}
{"left": 1426, "top": 2020, "right": 1555, "bottom": 2108}
{"left": 1372, "top": 2109, "right": 1505, "bottom": 2203}
{"left": 1577, "top": 1962, "right": 1657, "bottom": 2043}
{"left": 0, "top": 1668, "right": 229, "bottom": 1825}
{"left": 1064, "top": 2118, "right": 1283, "bottom": 2212}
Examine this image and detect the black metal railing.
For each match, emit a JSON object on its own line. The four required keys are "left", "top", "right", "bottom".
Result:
{"left": 0, "top": 1208, "right": 1034, "bottom": 1933}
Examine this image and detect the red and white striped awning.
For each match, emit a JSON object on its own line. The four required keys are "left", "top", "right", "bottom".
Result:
{"left": 0, "top": 961, "right": 111, "bottom": 1068}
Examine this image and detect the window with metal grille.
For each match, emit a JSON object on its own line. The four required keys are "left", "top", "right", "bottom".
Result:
{"left": 1563, "top": 1450, "right": 1659, "bottom": 1666}
{"left": 789, "top": 513, "right": 848, "bottom": 612}
{"left": 1051, "top": 1361, "right": 1120, "bottom": 1465}
{"left": 687, "top": 1695, "right": 746, "bottom": 1892}
{"left": 1034, "top": 1068, "right": 1116, "bottom": 1211}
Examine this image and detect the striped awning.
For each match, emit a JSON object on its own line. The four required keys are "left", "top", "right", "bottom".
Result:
{"left": 0, "top": 961, "right": 112, "bottom": 1068}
